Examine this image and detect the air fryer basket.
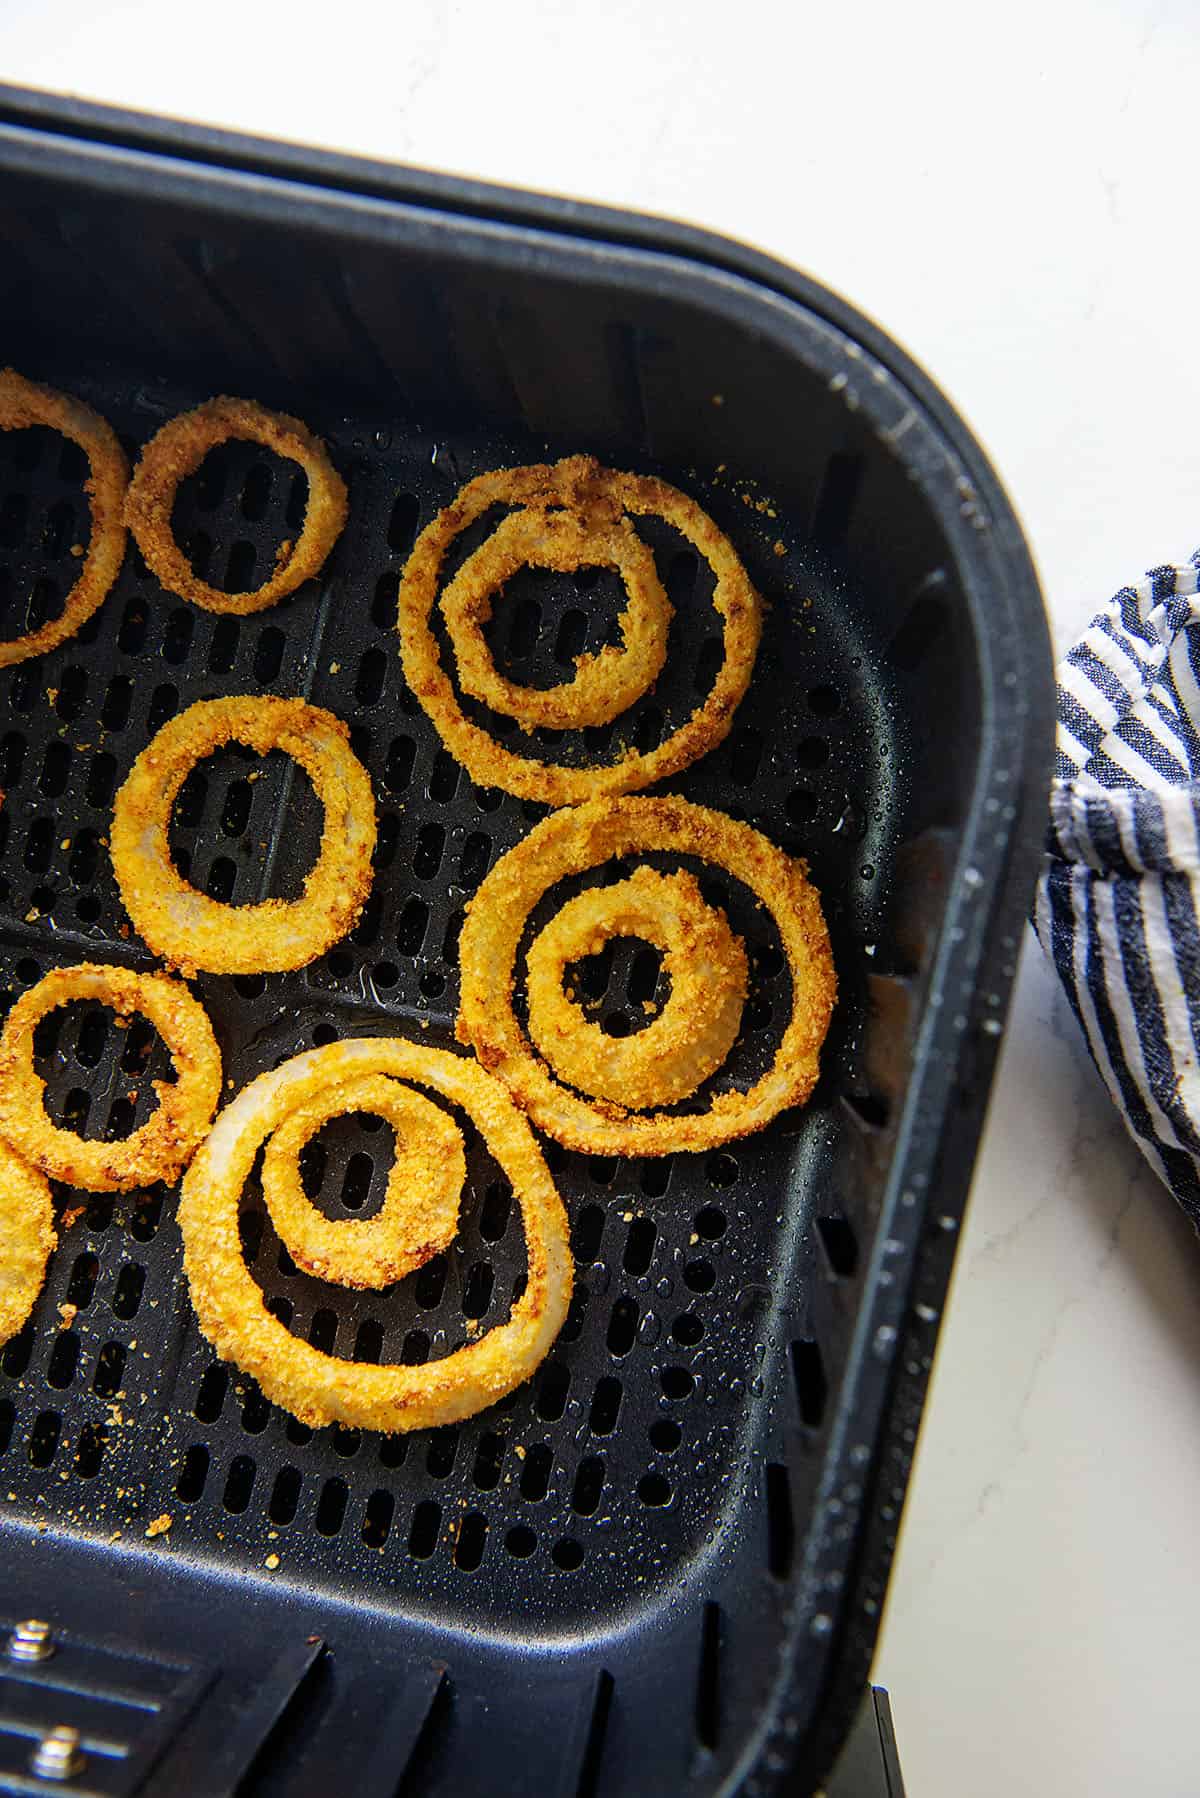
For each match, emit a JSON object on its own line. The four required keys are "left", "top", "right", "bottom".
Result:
{"left": 0, "top": 91, "right": 1052, "bottom": 1797}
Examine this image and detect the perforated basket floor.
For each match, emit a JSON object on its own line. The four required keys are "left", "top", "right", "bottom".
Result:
{"left": 0, "top": 368, "right": 895, "bottom": 1626}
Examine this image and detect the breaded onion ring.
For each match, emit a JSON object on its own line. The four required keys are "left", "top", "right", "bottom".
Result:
{"left": 526, "top": 866, "right": 748, "bottom": 1109}
{"left": 0, "top": 963, "right": 222, "bottom": 1193}
{"left": 0, "top": 1141, "right": 56, "bottom": 1347}
{"left": 179, "top": 1038, "right": 573, "bottom": 1432}
{"left": 440, "top": 506, "right": 670, "bottom": 731}
{"left": 399, "top": 455, "right": 761, "bottom": 804}
{"left": 457, "top": 796, "right": 835, "bottom": 1155}
{"left": 260, "top": 1073, "right": 465, "bottom": 1290}
{"left": 0, "top": 369, "right": 128, "bottom": 666}
{"left": 125, "top": 396, "right": 347, "bottom": 615}
{"left": 110, "top": 695, "right": 376, "bottom": 976}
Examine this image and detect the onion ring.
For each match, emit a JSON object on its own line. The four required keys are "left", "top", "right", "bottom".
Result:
{"left": 110, "top": 695, "right": 376, "bottom": 976}
{"left": 0, "top": 369, "right": 128, "bottom": 666}
{"left": 440, "top": 506, "right": 671, "bottom": 731}
{"left": 0, "top": 1141, "right": 56, "bottom": 1347}
{"left": 124, "top": 396, "right": 348, "bottom": 615}
{"left": 0, "top": 963, "right": 222, "bottom": 1192}
{"left": 260, "top": 1072, "right": 465, "bottom": 1290}
{"left": 457, "top": 796, "right": 836, "bottom": 1155}
{"left": 525, "top": 866, "right": 748, "bottom": 1109}
{"left": 179, "top": 1038, "right": 573, "bottom": 1432}
{"left": 399, "top": 455, "right": 761, "bottom": 804}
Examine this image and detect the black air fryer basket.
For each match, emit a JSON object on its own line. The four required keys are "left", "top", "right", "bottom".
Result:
{"left": 0, "top": 90, "right": 1052, "bottom": 1797}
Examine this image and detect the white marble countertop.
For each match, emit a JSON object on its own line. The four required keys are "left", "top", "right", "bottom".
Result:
{"left": 6, "top": 3, "right": 1200, "bottom": 1790}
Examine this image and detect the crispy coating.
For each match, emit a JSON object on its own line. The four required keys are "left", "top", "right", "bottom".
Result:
{"left": 526, "top": 867, "right": 747, "bottom": 1109}
{"left": 179, "top": 1039, "right": 573, "bottom": 1433}
{"left": 110, "top": 695, "right": 376, "bottom": 975}
{"left": 399, "top": 455, "right": 762, "bottom": 804}
{"left": 0, "top": 1141, "right": 56, "bottom": 1347}
{"left": 0, "top": 963, "right": 221, "bottom": 1192}
{"left": 125, "top": 395, "right": 347, "bottom": 614}
{"left": 261, "top": 1073, "right": 465, "bottom": 1290}
{"left": 441, "top": 506, "right": 670, "bottom": 730}
{"left": 457, "top": 797, "right": 836, "bottom": 1155}
{"left": 0, "top": 369, "right": 128, "bottom": 665}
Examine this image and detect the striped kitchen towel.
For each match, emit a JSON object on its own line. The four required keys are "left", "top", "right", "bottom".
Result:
{"left": 1033, "top": 551, "right": 1200, "bottom": 1223}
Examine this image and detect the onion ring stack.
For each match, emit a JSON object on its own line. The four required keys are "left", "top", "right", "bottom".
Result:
{"left": 0, "top": 369, "right": 128, "bottom": 666}
{"left": 457, "top": 796, "right": 836, "bottom": 1155}
{"left": 0, "top": 1141, "right": 56, "bottom": 1347}
{"left": 179, "top": 1038, "right": 573, "bottom": 1432}
{"left": 125, "top": 396, "right": 348, "bottom": 614}
{"left": 399, "top": 455, "right": 761, "bottom": 804}
{"left": 110, "top": 695, "right": 376, "bottom": 976}
{"left": 260, "top": 1072, "right": 465, "bottom": 1290}
{"left": 0, "top": 964, "right": 222, "bottom": 1193}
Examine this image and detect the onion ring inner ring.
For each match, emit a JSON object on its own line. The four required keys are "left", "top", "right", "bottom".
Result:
{"left": 400, "top": 455, "right": 761, "bottom": 804}
{"left": 110, "top": 695, "right": 377, "bottom": 976}
{"left": 0, "top": 369, "right": 128, "bottom": 666}
{"left": 179, "top": 1038, "right": 573, "bottom": 1433}
{"left": 457, "top": 795, "right": 836, "bottom": 1155}
{"left": 525, "top": 866, "right": 747, "bottom": 1109}
{"left": 0, "top": 1141, "right": 56, "bottom": 1347}
{"left": 124, "top": 396, "right": 347, "bottom": 615}
{"left": 260, "top": 1073, "right": 465, "bottom": 1290}
{"left": 440, "top": 506, "right": 671, "bottom": 731}
{"left": 0, "top": 963, "right": 222, "bottom": 1193}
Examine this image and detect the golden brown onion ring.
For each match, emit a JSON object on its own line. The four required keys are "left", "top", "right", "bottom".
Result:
{"left": 110, "top": 695, "right": 376, "bottom": 976}
{"left": 0, "top": 369, "right": 128, "bottom": 666}
{"left": 457, "top": 796, "right": 835, "bottom": 1155}
{"left": 0, "top": 963, "right": 222, "bottom": 1192}
{"left": 179, "top": 1038, "right": 573, "bottom": 1433}
{"left": 525, "top": 866, "right": 747, "bottom": 1109}
{"left": 125, "top": 396, "right": 347, "bottom": 615}
{"left": 260, "top": 1072, "right": 465, "bottom": 1290}
{"left": 399, "top": 455, "right": 761, "bottom": 804}
{"left": 440, "top": 506, "right": 670, "bottom": 731}
{"left": 0, "top": 1141, "right": 56, "bottom": 1347}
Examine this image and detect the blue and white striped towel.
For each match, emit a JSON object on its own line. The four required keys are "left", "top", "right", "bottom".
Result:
{"left": 1034, "top": 551, "right": 1200, "bottom": 1223}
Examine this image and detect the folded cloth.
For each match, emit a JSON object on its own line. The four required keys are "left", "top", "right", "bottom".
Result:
{"left": 1033, "top": 551, "right": 1200, "bottom": 1224}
